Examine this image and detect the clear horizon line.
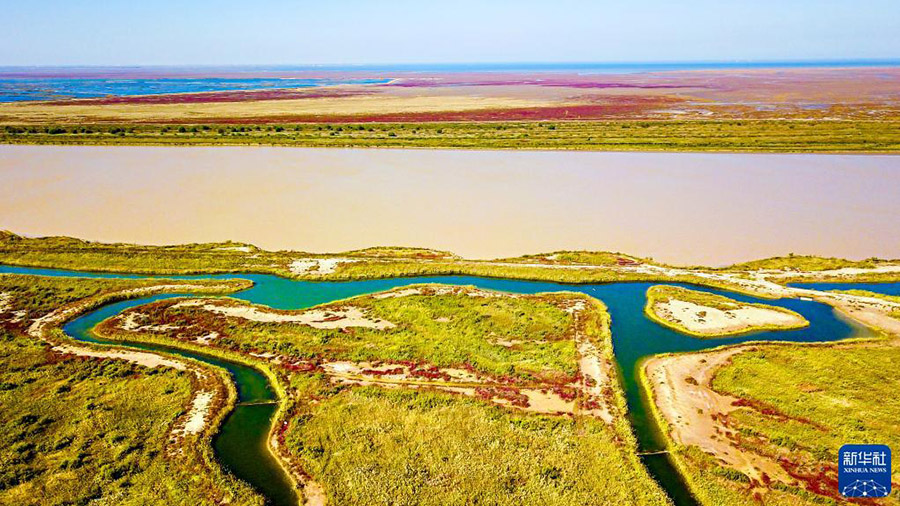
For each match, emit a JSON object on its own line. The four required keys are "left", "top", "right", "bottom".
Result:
{"left": 2, "top": 58, "right": 900, "bottom": 70}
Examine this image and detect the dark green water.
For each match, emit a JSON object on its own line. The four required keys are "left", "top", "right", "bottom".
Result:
{"left": 4, "top": 265, "right": 874, "bottom": 506}
{"left": 60, "top": 294, "right": 297, "bottom": 506}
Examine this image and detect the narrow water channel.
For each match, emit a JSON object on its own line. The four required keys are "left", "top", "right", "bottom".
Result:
{"left": 2, "top": 265, "right": 880, "bottom": 506}
{"left": 61, "top": 294, "right": 298, "bottom": 506}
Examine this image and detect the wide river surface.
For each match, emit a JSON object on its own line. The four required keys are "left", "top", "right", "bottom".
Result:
{"left": 4, "top": 264, "right": 895, "bottom": 506}
{"left": 1, "top": 145, "right": 899, "bottom": 265}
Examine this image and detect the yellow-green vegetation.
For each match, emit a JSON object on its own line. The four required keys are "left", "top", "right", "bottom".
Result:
{"left": 90, "top": 279, "right": 655, "bottom": 504}
{"left": 96, "top": 286, "right": 585, "bottom": 382}
{"left": 2, "top": 120, "right": 900, "bottom": 152}
{"left": 283, "top": 379, "right": 670, "bottom": 506}
{"left": 644, "top": 285, "right": 808, "bottom": 337}
{"left": 312, "top": 257, "right": 660, "bottom": 283}
{"left": 340, "top": 246, "right": 459, "bottom": 260}
{"left": 497, "top": 250, "right": 647, "bottom": 265}
{"left": 0, "top": 274, "right": 261, "bottom": 506}
{"left": 0, "top": 273, "right": 249, "bottom": 322}
{"left": 0, "top": 231, "right": 296, "bottom": 275}
{"left": 726, "top": 254, "right": 891, "bottom": 272}
{"left": 0, "top": 232, "right": 818, "bottom": 297}
{"left": 706, "top": 344, "right": 900, "bottom": 505}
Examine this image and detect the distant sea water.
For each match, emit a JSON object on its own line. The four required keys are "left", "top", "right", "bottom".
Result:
{"left": 0, "top": 77, "right": 391, "bottom": 103}
{"left": 0, "top": 60, "right": 897, "bottom": 102}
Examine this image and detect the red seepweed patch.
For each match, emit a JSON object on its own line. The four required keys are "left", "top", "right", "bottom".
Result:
{"left": 474, "top": 385, "right": 530, "bottom": 408}
{"left": 730, "top": 398, "right": 823, "bottom": 428}
{"left": 44, "top": 89, "right": 372, "bottom": 106}
{"left": 151, "top": 96, "right": 682, "bottom": 124}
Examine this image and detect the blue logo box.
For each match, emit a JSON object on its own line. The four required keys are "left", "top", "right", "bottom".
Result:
{"left": 839, "top": 444, "right": 891, "bottom": 498}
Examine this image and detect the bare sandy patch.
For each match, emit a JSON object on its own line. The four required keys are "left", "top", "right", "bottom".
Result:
{"left": 816, "top": 293, "right": 900, "bottom": 338}
{"left": 653, "top": 299, "right": 807, "bottom": 336}
{"left": 644, "top": 348, "right": 792, "bottom": 483}
{"left": 0, "top": 293, "right": 24, "bottom": 323}
{"left": 372, "top": 287, "right": 426, "bottom": 299}
{"left": 52, "top": 343, "right": 187, "bottom": 370}
{"left": 174, "top": 391, "right": 215, "bottom": 436}
{"left": 576, "top": 336, "right": 614, "bottom": 423}
{"left": 490, "top": 337, "right": 531, "bottom": 347}
{"left": 196, "top": 331, "right": 220, "bottom": 345}
{"left": 119, "top": 311, "right": 181, "bottom": 332}
{"left": 196, "top": 301, "right": 395, "bottom": 329}
{"left": 765, "top": 264, "right": 900, "bottom": 278}
{"left": 215, "top": 245, "right": 253, "bottom": 253}
{"left": 290, "top": 258, "right": 358, "bottom": 275}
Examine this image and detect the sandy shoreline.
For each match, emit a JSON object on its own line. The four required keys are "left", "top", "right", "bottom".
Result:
{"left": 643, "top": 347, "right": 792, "bottom": 483}
{"left": 641, "top": 282, "right": 900, "bottom": 497}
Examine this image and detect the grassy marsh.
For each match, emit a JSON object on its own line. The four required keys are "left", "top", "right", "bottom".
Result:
{"left": 2, "top": 120, "right": 900, "bottom": 152}
{"left": 708, "top": 344, "right": 900, "bottom": 504}
{"left": 95, "top": 286, "right": 587, "bottom": 382}
{"left": 0, "top": 274, "right": 261, "bottom": 506}
{"left": 283, "top": 383, "right": 670, "bottom": 506}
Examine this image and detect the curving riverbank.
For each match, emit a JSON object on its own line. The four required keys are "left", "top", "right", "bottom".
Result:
{"left": 62, "top": 295, "right": 300, "bottom": 506}
{"left": 3, "top": 264, "right": 883, "bottom": 506}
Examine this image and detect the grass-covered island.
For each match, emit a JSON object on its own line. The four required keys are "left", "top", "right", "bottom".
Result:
{"left": 91, "top": 283, "right": 671, "bottom": 505}
{"left": 644, "top": 285, "right": 809, "bottom": 337}
{"left": 3, "top": 235, "right": 900, "bottom": 505}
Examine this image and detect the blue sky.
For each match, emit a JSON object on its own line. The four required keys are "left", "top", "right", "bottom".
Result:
{"left": 2, "top": 0, "right": 898, "bottom": 65}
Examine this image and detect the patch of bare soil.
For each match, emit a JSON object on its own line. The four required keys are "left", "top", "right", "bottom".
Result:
{"left": 644, "top": 348, "right": 793, "bottom": 484}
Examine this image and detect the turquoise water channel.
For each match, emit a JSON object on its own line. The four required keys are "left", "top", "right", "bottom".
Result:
{"left": 3, "top": 264, "right": 890, "bottom": 506}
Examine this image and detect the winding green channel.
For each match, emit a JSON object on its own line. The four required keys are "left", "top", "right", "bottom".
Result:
{"left": 61, "top": 294, "right": 297, "bottom": 506}
{"left": 2, "top": 265, "right": 883, "bottom": 506}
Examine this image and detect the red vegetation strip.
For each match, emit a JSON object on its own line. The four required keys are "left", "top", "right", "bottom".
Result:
{"left": 383, "top": 78, "right": 700, "bottom": 90}
{"left": 160, "top": 98, "right": 679, "bottom": 124}
{"left": 474, "top": 386, "right": 530, "bottom": 408}
{"left": 44, "top": 89, "right": 371, "bottom": 106}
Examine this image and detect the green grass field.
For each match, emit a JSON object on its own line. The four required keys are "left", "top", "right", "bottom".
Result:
{"left": 4, "top": 232, "right": 899, "bottom": 290}
{"left": 0, "top": 274, "right": 261, "bottom": 506}
{"left": 87, "top": 279, "right": 656, "bottom": 505}
{"left": 283, "top": 381, "right": 669, "bottom": 506}
{"left": 711, "top": 344, "right": 900, "bottom": 504}
{"left": 725, "top": 255, "right": 889, "bottom": 272}
{"left": 95, "top": 286, "right": 588, "bottom": 382}
{"left": 0, "top": 231, "right": 297, "bottom": 276}
{"left": 3, "top": 120, "right": 900, "bottom": 152}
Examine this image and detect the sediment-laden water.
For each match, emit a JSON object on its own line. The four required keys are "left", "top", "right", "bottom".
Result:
{"left": 2, "top": 145, "right": 899, "bottom": 265}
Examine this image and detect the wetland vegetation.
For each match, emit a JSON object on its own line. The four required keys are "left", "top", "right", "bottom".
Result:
{"left": 4, "top": 233, "right": 898, "bottom": 291}
{"left": 94, "top": 286, "right": 584, "bottom": 382}
{"left": 1, "top": 245, "right": 899, "bottom": 506}
{"left": 689, "top": 343, "right": 900, "bottom": 505}
{"left": 0, "top": 274, "right": 262, "bottom": 506}
{"left": 284, "top": 383, "right": 669, "bottom": 506}
{"left": 3, "top": 120, "right": 899, "bottom": 152}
